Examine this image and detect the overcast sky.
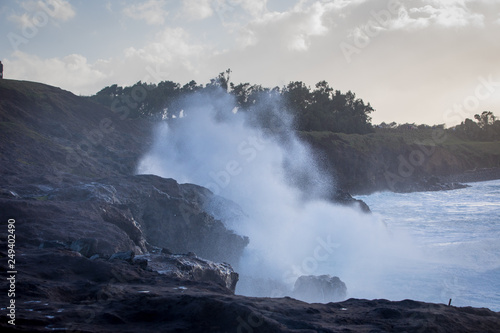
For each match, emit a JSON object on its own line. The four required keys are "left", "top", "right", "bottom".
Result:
{"left": 1, "top": 0, "right": 499, "bottom": 126}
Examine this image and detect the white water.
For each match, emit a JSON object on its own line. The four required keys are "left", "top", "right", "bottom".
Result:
{"left": 356, "top": 179, "right": 500, "bottom": 310}
{"left": 136, "top": 92, "right": 500, "bottom": 310}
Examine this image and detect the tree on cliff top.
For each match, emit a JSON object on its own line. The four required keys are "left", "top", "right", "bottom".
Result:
{"left": 453, "top": 111, "right": 500, "bottom": 141}
{"left": 89, "top": 71, "right": 375, "bottom": 135}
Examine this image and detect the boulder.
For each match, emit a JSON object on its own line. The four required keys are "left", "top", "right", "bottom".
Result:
{"left": 293, "top": 274, "right": 347, "bottom": 303}
{"left": 393, "top": 176, "right": 469, "bottom": 193}
{"left": 39, "top": 240, "right": 67, "bottom": 249}
{"left": 135, "top": 253, "right": 239, "bottom": 293}
{"left": 110, "top": 250, "right": 135, "bottom": 262}
{"left": 331, "top": 189, "right": 371, "bottom": 212}
{"left": 236, "top": 276, "right": 291, "bottom": 297}
{"left": 70, "top": 237, "right": 98, "bottom": 257}
{"left": 0, "top": 174, "right": 249, "bottom": 266}
{"left": 102, "top": 174, "right": 249, "bottom": 265}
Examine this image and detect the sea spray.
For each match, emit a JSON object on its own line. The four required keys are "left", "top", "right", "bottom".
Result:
{"left": 137, "top": 90, "right": 421, "bottom": 301}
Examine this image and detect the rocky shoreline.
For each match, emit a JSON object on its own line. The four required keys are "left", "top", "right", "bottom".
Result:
{"left": 442, "top": 167, "right": 500, "bottom": 185}
{"left": 2, "top": 246, "right": 500, "bottom": 333}
{"left": 363, "top": 169, "right": 500, "bottom": 194}
{"left": 1, "top": 80, "right": 500, "bottom": 332}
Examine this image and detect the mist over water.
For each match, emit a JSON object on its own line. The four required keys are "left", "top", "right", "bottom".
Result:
{"left": 359, "top": 181, "right": 500, "bottom": 310}
{"left": 136, "top": 91, "right": 423, "bottom": 301}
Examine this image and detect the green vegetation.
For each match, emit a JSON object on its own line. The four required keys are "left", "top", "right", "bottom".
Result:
{"left": 453, "top": 111, "right": 500, "bottom": 141}
{"left": 1, "top": 78, "right": 499, "bottom": 194}
{"left": 89, "top": 70, "right": 500, "bottom": 142}
{"left": 89, "top": 69, "right": 374, "bottom": 135}
{"left": 87, "top": 70, "right": 499, "bottom": 193}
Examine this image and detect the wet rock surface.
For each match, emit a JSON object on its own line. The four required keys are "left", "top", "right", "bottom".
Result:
{"left": 1, "top": 247, "right": 500, "bottom": 333}
{"left": 135, "top": 253, "right": 239, "bottom": 292}
{"left": 388, "top": 175, "right": 469, "bottom": 193}
{"left": 1, "top": 80, "right": 500, "bottom": 332}
{"left": 293, "top": 275, "right": 347, "bottom": 303}
{"left": 331, "top": 189, "right": 371, "bottom": 212}
{"left": 0, "top": 174, "right": 248, "bottom": 264}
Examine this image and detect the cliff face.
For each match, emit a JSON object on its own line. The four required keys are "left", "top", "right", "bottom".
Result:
{"left": 301, "top": 131, "right": 500, "bottom": 194}
{"left": 1, "top": 80, "right": 499, "bottom": 332}
{"left": 0, "top": 79, "right": 150, "bottom": 185}
{"left": 0, "top": 79, "right": 248, "bottom": 265}
{"left": 0, "top": 174, "right": 248, "bottom": 264}
{"left": 3, "top": 247, "right": 500, "bottom": 333}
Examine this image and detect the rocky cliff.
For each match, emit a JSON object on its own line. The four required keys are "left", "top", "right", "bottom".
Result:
{"left": 0, "top": 174, "right": 248, "bottom": 264}
{"left": 0, "top": 79, "right": 248, "bottom": 264}
{"left": 2, "top": 245, "right": 500, "bottom": 332}
{"left": 301, "top": 131, "right": 500, "bottom": 194}
{"left": 1, "top": 80, "right": 499, "bottom": 332}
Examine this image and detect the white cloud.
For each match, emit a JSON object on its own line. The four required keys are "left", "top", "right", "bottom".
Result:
{"left": 2, "top": 24, "right": 212, "bottom": 95}
{"left": 3, "top": 0, "right": 499, "bottom": 126}
{"left": 105, "top": 2, "right": 113, "bottom": 13}
{"left": 123, "top": 0, "right": 168, "bottom": 25}
{"left": 117, "top": 27, "right": 212, "bottom": 84}
{"left": 205, "top": 0, "right": 500, "bottom": 126}
{"left": 39, "top": 0, "right": 75, "bottom": 21}
{"left": 5, "top": 51, "right": 106, "bottom": 95}
{"left": 410, "top": 2, "right": 484, "bottom": 27}
{"left": 124, "top": 28, "right": 205, "bottom": 65}
{"left": 9, "top": 0, "right": 75, "bottom": 29}
{"left": 389, "top": 7, "right": 430, "bottom": 31}
{"left": 181, "top": 0, "right": 213, "bottom": 20}
{"left": 211, "top": 0, "right": 269, "bottom": 22}
{"left": 236, "top": 1, "right": 330, "bottom": 51}
{"left": 233, "top": 0, "right": 268, "bottom": 18}
{"left": 387, "top": 0, "right": 485, "bottom": 31}
{"left": 9, "top": 13, "right": 33, "bottom": 29}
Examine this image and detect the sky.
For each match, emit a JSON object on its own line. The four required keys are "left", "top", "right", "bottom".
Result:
{"left": 1, "top": 0, "right": 499, "bottom": 126}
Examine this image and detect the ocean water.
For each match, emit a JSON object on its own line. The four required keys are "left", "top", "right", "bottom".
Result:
{"left": 356, "top": 179, "right": 500, "bottom": 311}
{"left": 135, "top": 94, "right": 500, "bottom": 309}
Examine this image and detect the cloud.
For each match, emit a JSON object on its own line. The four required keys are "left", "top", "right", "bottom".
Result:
{"left": 123, "top": 27, "right": 207, "bottom": 72}
{"left": 2, "top": 24, "right": 213, "bottom": 95}
{"left": 122, "top": 0, "right": 168, "bottom": 25}
{"left": 407, "top": 1, "right": 484, "bottom": 28}
{"left": 210, "top": 0, "right": 270, "bottom": 29}
{"left": 181, "top": 0, "right": 213, "bottom": 20}
{"left": 3, "top": 0, "right": 499, "bottom": 126}
{"left": 40, "top": 0, "right": 75, "bottom": 21}
{"left": 105, "top": 2, "right": 113, "bottom": 13}
{"left": 9, "top": 0, "right": 75, "bottom": 29}
{"left": 206, "top": 0, "right": 500, "bottom": 126}
{"left": 236, "top": 1, "right": 330, "bottom": 51}
{"left": 233, "top": 0, "right": 268, "bottom": 18}
{"left": 8, "top": 13, "right": 33, "bottom": 30}
{"left": 4, "top": 51, "right": 106, "bottom": 94}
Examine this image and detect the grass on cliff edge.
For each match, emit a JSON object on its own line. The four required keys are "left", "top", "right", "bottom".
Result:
{"left": 300, "top": 129, "right": 500, "bottom": 158}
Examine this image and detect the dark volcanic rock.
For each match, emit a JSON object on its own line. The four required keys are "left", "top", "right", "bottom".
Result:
{"left": 2, "top": 248, "right": 499, "bottom": 333}
{"left": 443, "top": 167, "right": 500, "bottom": 184}
{"left": 0, "top": 197, "right": 143, "bottom": 257}
{"left": 331, "top": 188, "right": 371, "bottom": 212}
{"left": 2, "top": 80, "right": 500, "bottom": 333}
{"left": 0, "top": 80, "right": 151, "bottom": 186}
{"left": 135, "top": 253, "right": 239, "bottom": 292}
{"left": 390, "top": 175, "right": 469, "bottom": 193}
{"left": 0, "top": 174, "right": 248, "bottom": 265}
{"left": 70, "top": 237, "right": 99, "bottom": 257}
{"left": 293, "top": 274, "right": 347, "bottom": 303}
{"left": 300, "top": 131, "right": 500, "bottom": 195}
{"left": 110, "top": 250, "right": 135, "bottom": 262}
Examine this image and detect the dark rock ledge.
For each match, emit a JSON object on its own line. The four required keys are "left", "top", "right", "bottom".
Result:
{"left": 0, "top": 174, "right": 249, "bottom": 265}
{"left": 1, "top": 247, "right": 499, "bottom": 333}
{"left": 1, "top": 174, "right": 499, "bottom": 332}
